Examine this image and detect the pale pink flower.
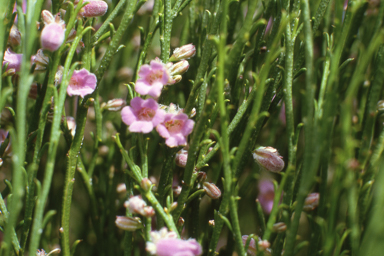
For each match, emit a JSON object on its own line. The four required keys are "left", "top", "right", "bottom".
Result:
{"left": 3, "top": 48, "right": 22, "bottom": 72}
{"left": 40, "top": 10, "right": 66, "bottom": 52}
{"left": 146, "top": 228, "right": 202, "bottom": 256}
{"left": 121, "top": 97, "right": 165, "bottom": 134}
{"left": 257, "top": 179, "right": 277, "bottom": 214}
{"left": 67, "top": 68, "right": 97, "bottom": 98}
{"left": 135, "top": 60, "right": 170, "bottom": 98}
{"left": 156, "top": 112, "right": 194, "bottom": 148}
{"left": 78, "top": 0, "right": 108, "bottom": 17}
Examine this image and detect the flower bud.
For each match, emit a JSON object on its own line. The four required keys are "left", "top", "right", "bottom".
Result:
{"left": 55, "top": 66, "right": 64, "bottom": 85}
{"left": 272, "top": 222, "right": 287, "bottom": 233}
{"left": 303, "top": 193, "right": 319, "bottom": 211}
{"left": 252, "top": 146, "right": 284, "bottom": 173}
{"left": 175, "top": 148, "right": 188, "bottom": 167}
{"left": 8, "top": 25, "right": 21, "bottom": 47}
{"left": 3, "top": 48, "right": 22, "bottom": 72}
{"left": 31, "top": 49, "right": 49, "bottom": 72}
{"left": 377, "top": 100, "right": 384, "bottom": 112}
{"left": 101, "top": 98, "right": 126, "bottom": 111}
{"left": 79, "top": 0, "right": 108, "bottom": 17}
{"left": 40, "top": 11, "right": 66, "bottom": 52}
{"left": 116, "top": 183, "right": 127, "bottom": 194}
{"left": 208, "top": 220, "right": 215, "bottom": 227}
{"left": 169, "top": 44, "right": 196, "bottom": 61}
{"left": 141, "top": 178, "right": 152, "bottom": 191}
{"left": 115, "top": 216, "right": 142, "bottom": 231}
{"left": 66, "top": 116, "right": 76, "bottom": 137}
{"left": 36, "top": 248, "right": 61, "bottom": 256}
{"left": 168, "top": 60, "right": 190, "bottom": 76}
{"left": 173, "top": 186, "right": 182, "bottom": 196}
{"left": 167, "top": 75, "right": 183, "bottom": 85}
{"left": 203, "top": 182, "right": 221, "bottom": 199}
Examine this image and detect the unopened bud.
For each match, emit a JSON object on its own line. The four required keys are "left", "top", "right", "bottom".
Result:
{"left": 173, "top": 186, "right": 182, "bottom": 196}
{"left": 377, "top": 100, "right": 384, "bottom": 112}
{"left": 272, "top": 222, "right": 287, "bottom": 233}
{"left": 36, "top": 248, "right": 61, "bottom": 256}
{"left": 141, "top": 178, "right": 152, "bottom": 191}
{"left": 303, "top": 193, "right": 319, "bottom": 211}
{"left": 252, "top": 146, "right": 285, "bottom": 173}
{"left": 31, "top": 49, "right": 49, "bottom": 72}
{"left": 40, "top": 11, "right": 66, "bottom": 52}
{"left": 208, "top": 220, "right": 215, "bottom": 227}
{"left": 203, "top": 182, "right": 221, "bottom": 199}
{"left": 168, "top": 60, "right": 190, "bottom": 76}
{"left": 66, "top": 116, "right": 76, "bottom": 137}
{"left": 169, "top": 44, "right": 196, "bottom": 61}
{"left": 175, "top": 148, "right": 188, "bottom": 167}
{"left": 258, "top": 239, "right": 271, "bottom": 251}
{"left": 169, "top": 202, "right": 178, "bottom": 212}
{"left": 55, "top": 66, "right": 64, "bottom": 85}
{"left": 8, "top": 25, "right": 21, "bottom": 47}
{"left": 115, "top": 216, "right": 142, "bottom": 231}
{"left": 116, "top": 183, "right": 127, "bottom": 193}
{"left": 79, "top": 0, "right": 108, "bottom": 17}
{"left": 177, "top": 217, "right": 185, "bottom": 227}
{"left": 167, "top": 75, "right": 182, "bottom": 85}
{"left": 3, "top": 48, "right": 22, "bottom": 72}
{"left": 101, "top": 98, "right": 126, "bottom": 111}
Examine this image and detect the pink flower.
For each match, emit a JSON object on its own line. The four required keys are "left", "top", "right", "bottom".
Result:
{"left": 135, "top": 60, "right": 170, "bottom": 98}
{"left": 146, "top": 228, "right": 202, "bottom": 256}
{"left": 79, "top": 0, "right": 108, "bottom": 17}
{"left": 67, "top": 68, "right": 97, "bottom": 98}
{"left": 3, "top": 48, "right": 22, "bottom": 72}
{"left": 257, "top": 179, "right": 280, "bottom": 214}
{"left": 121, "top": 97, "right": 165, "bottom": 134}
{"left": 40, "top": 10, "right": 66, "bottom": 52}
{"left": 156, "top": 113, "right": 194, "bottom": 148}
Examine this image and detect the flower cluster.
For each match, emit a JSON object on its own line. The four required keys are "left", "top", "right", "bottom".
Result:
{"left": 121, "top": 46, "right": 196, "bottom": 148}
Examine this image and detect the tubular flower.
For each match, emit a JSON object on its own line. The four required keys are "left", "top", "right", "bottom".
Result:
{"left": 146, "top": 228, "right": 202, "bottom": 256}
{"left": 3, "top": 48, "right": 22, "bottom": 72}
{"left": 40, "top": 10, "right": 66, "bottom": 52}
{"left": 156, "top": 112, "right": 195, "bottom": 148}
{"left": 121, "top": 97, "right": 165, "bottom": 134}
{"left": 135, "top": 60, "right": 170, "bottom": 98}
{"left": 67, "top": 68, "right": 97, "bottom": 98}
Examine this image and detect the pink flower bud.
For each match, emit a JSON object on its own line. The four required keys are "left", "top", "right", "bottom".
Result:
{"left": 175, "top": 148, "right": 188, "bottom": 167}
{"left": 169, "top": 44, "right": 196, "bottom": 61}
{"left": 8, "top": 25, "right": 21, "bottom": 47}
{"left": 115, "top": 216, "right": 142, "bottom": 231}
{"left": 66, "top": 116, "right": 76, "bottom": 137}
{"left": 55, "top": 66, "right": 64, "bottom": 85}
{"left": 173, "top": 186, "right": 182, "bottom": 196}
{"left": 203, "top": 182, "right": 221, "bottom": 199}
{"left": 252, "top": 146, "right": 285, "bottom": 173}
{"left": 168, "top": 60, "right": 190, "bottom": 76}
{"left": 40, "top": 10, "right": 66, "bottom": 52}
{"left": 3, "top": 48, "right": 22, "bottom": 72}
{"left": 101, "top": 98, "right": 126, "bottom": 111}
{"left": 79, "top": 0, "right": 108, "bottom": 17}
{"left": 167, "top": 75, "right": 182, "bottom": 85}
{"left": 116, "top": 183, "right": 127, "bottom": 194}
{"left": 303, "top": 193, "right": 319, "bottom": 211}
